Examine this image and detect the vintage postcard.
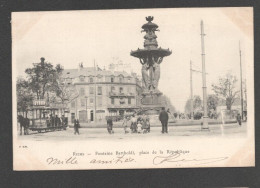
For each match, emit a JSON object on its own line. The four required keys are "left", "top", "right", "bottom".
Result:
{"left": 12, "top": 7, "right": 254, "bottom": 170}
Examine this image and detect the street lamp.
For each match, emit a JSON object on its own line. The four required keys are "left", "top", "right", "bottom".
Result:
{"left": 200, "top": 20, "right": 209, "bottom": 130}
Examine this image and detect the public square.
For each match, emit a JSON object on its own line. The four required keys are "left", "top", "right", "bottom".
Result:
{"left": 18, "top": 122, "right": 247, "bottom": 141}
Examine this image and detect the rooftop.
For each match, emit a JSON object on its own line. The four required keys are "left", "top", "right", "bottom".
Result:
{"left": 63, "top": 67, "right": 137, "bottom": 79}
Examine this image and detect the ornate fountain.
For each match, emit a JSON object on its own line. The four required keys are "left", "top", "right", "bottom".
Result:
{"left": 131, "top": 16, "right": 172, "bottom": 114}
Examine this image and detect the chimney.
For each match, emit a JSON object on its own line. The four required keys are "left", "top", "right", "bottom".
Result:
{"left": 78, "top": 62, "right": 83, "bottom": 71}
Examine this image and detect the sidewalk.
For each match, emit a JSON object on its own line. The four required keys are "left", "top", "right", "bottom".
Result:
{"left": 19, "top": 123, "right": 247, "bottom": 141}
{"left": 68, "top": 119, "right": 240, "bottom": 128}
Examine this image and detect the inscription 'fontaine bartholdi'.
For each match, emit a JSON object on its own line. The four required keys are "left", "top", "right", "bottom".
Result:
{"left": 131, "top": 16, "right": 172, "bottom": 107}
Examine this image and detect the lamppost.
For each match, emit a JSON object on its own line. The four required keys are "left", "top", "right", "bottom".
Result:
{"left": 200, "top": 20, "right": 209, "bottom": 130}
{"left": 85, "top": 96, "right": 88, "bottom": 123}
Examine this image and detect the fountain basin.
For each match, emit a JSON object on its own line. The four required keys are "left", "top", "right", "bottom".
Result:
{"left": 130, "top": 48, "right": 172, "bottom": 58}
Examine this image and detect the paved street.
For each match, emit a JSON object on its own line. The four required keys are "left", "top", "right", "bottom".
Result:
{"left": 18, "top": 122, "right": 247, "bottom": 141}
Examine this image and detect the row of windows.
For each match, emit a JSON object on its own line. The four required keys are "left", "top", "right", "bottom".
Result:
{"left": 111, "top": 86, "right": 133, "bottom": 93}
{"left": 79, "top": 87, "right": 102, "bottom": 96}
{"left": 71, "top": 97, "right": 132, "bottom": 107}
{"left": 111, "top": 98, "right": 131, "bottom": 105}
{"left": 79, "top": 86, "right": 134, "bottom": 96}
{"left": 79, "top": 76, "right": 132, "bottom": 83}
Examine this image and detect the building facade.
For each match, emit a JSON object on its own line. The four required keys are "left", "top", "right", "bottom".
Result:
{"left": 63, "top": 65, "right": 142, "bottom": 123}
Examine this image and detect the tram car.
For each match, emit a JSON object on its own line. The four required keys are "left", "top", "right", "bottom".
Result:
{"left": 28, "top": 100, "right": 68, "bottom": 133}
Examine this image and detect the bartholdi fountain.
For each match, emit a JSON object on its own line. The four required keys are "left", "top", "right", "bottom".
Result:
{"left": 131, "top": 16, "right": 172, "bottom": 115}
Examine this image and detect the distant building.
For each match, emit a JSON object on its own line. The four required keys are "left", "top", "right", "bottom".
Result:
{"left": 63, "top": 64, "right": 142, "bottom": 123}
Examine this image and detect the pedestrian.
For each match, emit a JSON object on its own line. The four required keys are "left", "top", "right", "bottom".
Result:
{"left": 107, "top": 116, "right": 114, "bottom": 134}
{"left": 24, "top": 117, "right": 30, "bottom": 135}
{"left": 50, "top": 114, "right": 54, "bottom": 127}
{"left": 55, "top": 115, "right": 60, "bottom": 127}
{"left": 236, "top": 113, "right": 242, "bottom": 126}
{"left": 18, "top": 115, "right": 24, "bottom": 135}
{"left": 74, "top": 119, "right": 80, "bottom": 135}
{"left": 122, "top": 116, "right": 129, "bottom": 134}
{"left": 58, "top": 117, "right": 62, "bottom": 127}
{"left": 130, "top": 115, "right": 137, "bottom": 133}
{"left": 159, "top": 107, "right": 169, "bottom": 133}
{"left": 147, "top": 117, "right": 150, "bottom": 133}
{"left": 137, "top": 120, "right": 142, "bottom": 133}
{"left": 47, "top": 116, "right": 51, "bottom": 127}
{"left": 61, "top": 115, "right": 65, "bottom": 126}
{"left": 137, "top": 115, "right": 142, "bottom": 123}
{"left": 142, "top": 117, "right": 150, "bottom": 134}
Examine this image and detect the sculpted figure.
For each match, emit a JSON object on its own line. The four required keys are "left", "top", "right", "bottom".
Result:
{"left": 153, "top": 62, "right": 160, "bottom": 91}
{"left": 144, "top": 29, "right": 158, "bottom": 48}
{"left": 151, "top": 57, "right": 163, "bottom": 91}
{"left": 142, "top": 63, "right": 149, "bottom": 90}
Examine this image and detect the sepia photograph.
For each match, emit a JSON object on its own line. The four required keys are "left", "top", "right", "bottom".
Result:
{"left": 12, "top": 7, "right": 254, "bottom": 170}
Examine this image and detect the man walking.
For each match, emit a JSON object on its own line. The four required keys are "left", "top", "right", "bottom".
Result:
{"left": 74, "top": 119, "right": 80, "bottom": 135}
{"left": 236, "top": 112, "right": 242, "bottom": 126}
{"left": 107, "top": 117, "right": 114, "bottom": 134}
{"left": 159, "top": 107, "right": 169, "bottom": 133}
{"left": 130, "top": 115, "right": 137, "bottom": 133}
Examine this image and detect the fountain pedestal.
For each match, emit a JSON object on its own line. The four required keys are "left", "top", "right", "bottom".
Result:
{"left": 141, "top": 91, "right": 162, "bottom": 105}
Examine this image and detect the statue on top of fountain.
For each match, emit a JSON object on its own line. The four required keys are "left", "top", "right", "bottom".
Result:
{"left": 142, "top": 16, "right": 159, "bottom": 49}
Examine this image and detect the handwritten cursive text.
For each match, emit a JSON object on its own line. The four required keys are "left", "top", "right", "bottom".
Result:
{"left": 153, "top": 153, "right": 228, "bottom": 165}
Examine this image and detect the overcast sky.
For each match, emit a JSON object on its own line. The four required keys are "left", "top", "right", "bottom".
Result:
{"left": 12, "top": 8, "right": 253, "bottom": 111}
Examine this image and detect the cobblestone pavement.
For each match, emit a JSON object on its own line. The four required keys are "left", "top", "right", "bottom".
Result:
{"left": 17, "top": 122, "right": 247, "bottom": 141}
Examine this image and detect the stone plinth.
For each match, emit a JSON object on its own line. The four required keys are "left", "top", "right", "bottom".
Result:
{"left": 137, "top": 91, "right": 164, "bottom": 115}
{"left": 141, "top": 91, "right": 162, "bottom": 105}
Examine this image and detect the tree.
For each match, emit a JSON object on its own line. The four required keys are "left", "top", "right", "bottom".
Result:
{"left": 16, "top": 77, "right": 34, "bottom": 116}
{"left": 50, "top": 78, "right": 79, "bottom": 104}
{"left": 25, "top": 57, "right": 63, "bottom": 99}
{"left": 207, "top": 94, "right": 218, "bottom": 111}
{"left": 212, "top": 74, "right": 239, "bottom": 110}
{"left": 185, "top": 95, "right": 202, "bottom": 114}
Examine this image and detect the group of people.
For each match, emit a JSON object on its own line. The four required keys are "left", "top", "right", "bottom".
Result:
{"left": 123, "top": 114, "right": 151, "bottom": 134}
{"left": 47, "top": 114, "right": 67, "bottom": 127}
{"left": 106, "top": 107, "right": 169, "bottom": 134}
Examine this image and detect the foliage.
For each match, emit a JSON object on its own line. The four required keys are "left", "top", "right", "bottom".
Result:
{"left": 194, "top": 111, "right": 203, "bottom": 120}
{"left": 17, "top": 57, "right": 77, "bottom": 114}
{"left": 207, "top": 94, "right": 218, "bottom": 111}
{"left": 16, "top": 77, "right": 34, "bottom": 113}
{"left": 50, "top": 78, "right": 79, "bottom": 104}
{"left": 212, "top": 74, "right": 239, "bottom": 110}
{"left": 25, "top": 58, "right": 63, "bottom": 99}
{"left": 185, "top": 95, "right": 202, "bottom": 114}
